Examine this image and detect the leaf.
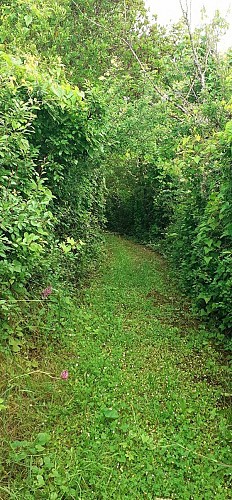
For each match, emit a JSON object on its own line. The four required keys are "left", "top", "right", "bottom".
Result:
{"left": 51, "top": 85, "right": 64, "bottom": 98}
{"left": 204, "top": 256, "right": 212, "bottom": 265}
{"left": 204, "top": 238, "right": 214, "bottom": 247}
{"left": 35, "top": 444, "right": 45, "bottom": 452}
{"left": 30, "top": 360, "right": 39, "bottom": 367}
{"left": 0, "top": 398, "right": 6, "bottom": 411}
{"left": 36, "top": 475, "right": 45, "bottom": 487}
{"left": 197, "top": 293, "right": 212, "bottom": 304}
{"left": 222, "top": 224, "right": 232, "bottom": 237}
{"left": 15, "top": 452, "right": 27, "bottom": 462}
{"left": 194, "top": 155, "right": 201, "bottom": 164}
{"left": 36, "top": 433, "right": 51, "bottom": 446}
{"left": 203, "top": 296, "right": 211, "bottom": 304}
{"left": 24, "top": 15, "right": 33, "bottom": 27}
{"left": 8, "top": 339, "right": 21, "bottom": 352}
{"left": 103, "top": 408, "right": 119, "bottom": 420}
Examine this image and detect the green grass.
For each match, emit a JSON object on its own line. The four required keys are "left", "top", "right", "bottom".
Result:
{"left": 0, "top": 234, "right": 231, "bottom": 499}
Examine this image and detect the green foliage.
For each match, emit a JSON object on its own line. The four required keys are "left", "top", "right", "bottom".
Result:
{"left": 1, "top": 2, "right": 231, "bottom": 498}
{"left": 0, "top": 0, "right": 149, "bottom": 86}
{"left": 0, "top": 59, "right": 54, "bottom": 304}
{"left": 0, "top": 180, "right": 53, "bottom": 294}
{"left": 102, "top": 11, "right": 232, "bottom": 332}
{"left": 166, "top": 122, "right": 232, "bottom": 331}
{"left": 0, "top": 50, "right": 105, "bottom": 329}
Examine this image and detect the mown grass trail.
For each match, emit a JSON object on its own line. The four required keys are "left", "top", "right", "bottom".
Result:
{"left": 1, "top": 234, "right": 231, "bottom": 499}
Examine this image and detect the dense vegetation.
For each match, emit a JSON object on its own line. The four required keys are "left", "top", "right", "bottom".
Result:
{"left": 0, "top": 1, "right": 231, "bottom": 497}
{"left": 103, "top": 15, "right": 232, "bottom": 333}
{"left": 0, "top": 0, "right": 231, "bottom": 334}
{"left": 0, "top": 30, "right": 106, "bottom": 340}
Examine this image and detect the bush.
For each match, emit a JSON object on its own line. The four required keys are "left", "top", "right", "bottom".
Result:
{"left": 167, "top": 122, "right": 232, "bottom": 332}
{"left": 0, "top": 51, "right": 105, "bottom": 326}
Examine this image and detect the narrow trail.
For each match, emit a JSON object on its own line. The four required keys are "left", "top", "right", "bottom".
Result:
{"left": 61, "top": 234, "right": 231, "bottom": 499}
{"left": 2, "top": 235, "right": 231, "bottom": 499}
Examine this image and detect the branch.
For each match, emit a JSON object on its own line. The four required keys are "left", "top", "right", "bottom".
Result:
{"left": 71, "top": 0, "right": 190, "bottom": 116}
{"left": 179, "top": 0, "right": 206, "bottom": 90}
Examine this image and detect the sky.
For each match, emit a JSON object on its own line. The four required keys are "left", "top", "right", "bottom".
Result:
{"left": 145, "top": 0, "right": 232, "bottom": 52}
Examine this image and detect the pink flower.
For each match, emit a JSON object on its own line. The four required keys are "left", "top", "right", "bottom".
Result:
{"left": 41, "top": 286, "right": 52, "bottom": 299}
{"left": 60, "top": 370, "right": 69, "bottom": 380}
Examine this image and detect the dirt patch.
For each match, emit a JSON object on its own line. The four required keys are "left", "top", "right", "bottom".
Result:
{"left": 216, "top": 393, "right": 232, "bottom": 409}
{"left": 154, "top": 304, "right": 200, "bottom": 334}
{"left": 146, "top": 289, "right": 169, "bottom": 305}
{"left": 192, "top": 373, "right": 222, "bottom": 386}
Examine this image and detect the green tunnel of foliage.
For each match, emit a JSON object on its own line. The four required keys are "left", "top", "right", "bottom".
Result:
{"left": 0, "top": 0, "right": 231, "bottom": 334}
{"left": 106, "top": 115, "right": 232, "bottom": 332}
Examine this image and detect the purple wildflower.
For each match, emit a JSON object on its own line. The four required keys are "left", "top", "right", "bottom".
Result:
{"left": 41, "top": 286, "right": 52, "bottom": 299}
{"left": 60, "top": 370, "right": 69, "bottom": 380}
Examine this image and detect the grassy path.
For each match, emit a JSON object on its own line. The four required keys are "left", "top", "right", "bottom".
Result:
{"left": 1, "top": 235, "right": 231, "bottom": 499}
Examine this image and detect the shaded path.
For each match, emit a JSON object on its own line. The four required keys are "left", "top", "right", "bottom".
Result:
{"left": 66, "top": 234, "right": 231, "bottom": 499}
